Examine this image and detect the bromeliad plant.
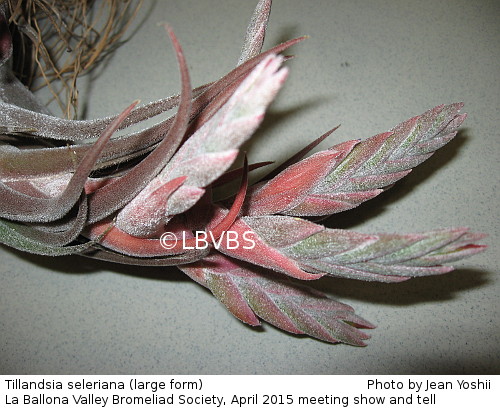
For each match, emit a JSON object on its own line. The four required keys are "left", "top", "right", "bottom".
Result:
{"left": 0, "top": 1, "right": 486, "bottom": 345}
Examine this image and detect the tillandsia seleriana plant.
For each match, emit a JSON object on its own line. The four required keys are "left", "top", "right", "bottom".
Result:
{"left": 0, "top": 0, "right": 486, "bottom": 346}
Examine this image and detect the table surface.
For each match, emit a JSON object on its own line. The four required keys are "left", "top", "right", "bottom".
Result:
{"left": 1, "top": 0, "right": 498, "bottom": 374}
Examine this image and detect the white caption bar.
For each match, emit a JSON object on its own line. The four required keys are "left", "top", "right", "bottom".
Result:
{"left": 0, "top": 375, "right": 496, "bottom": 409}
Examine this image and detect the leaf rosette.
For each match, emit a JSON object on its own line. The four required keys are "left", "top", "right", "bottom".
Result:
{"left": 0, "top": 0, "right": 485, "bottom": 344}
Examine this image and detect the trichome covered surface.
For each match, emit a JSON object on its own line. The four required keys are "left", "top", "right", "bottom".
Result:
{"left": 0, "top": 0, "right": 486, "bottom": 345}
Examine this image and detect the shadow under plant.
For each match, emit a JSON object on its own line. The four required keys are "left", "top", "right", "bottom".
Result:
{"left": 0, "top": 1, "right": 486, "bottom": 346}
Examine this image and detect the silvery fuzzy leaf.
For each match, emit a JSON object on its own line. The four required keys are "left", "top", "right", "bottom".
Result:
{"left": 166, "top": 54, "right": 288, "bottom": 168}
{"left": 114, "top": 176, "right": 187, "bottom": 238}
{"left": 86, "top": 27, "right": 192, "bottom": 224}
{"left": 0, "top": 0, "right": 487, "bottom": 348}
{"left": 236, "top": 215, "right": 486, "bottom": 283}
{"left": 237, "top": 0, "right": 272, "bottom": 65}
{"left": 180, "top": 252, "right": 374, "bottom": 346}
{"left": 0, "top": 216, "right": 95, "bottom": 256}
{"left": 244, "top": 140, "right": 358, "bottom": 215}
{"left": 126, "top": 54, "right": 288, "bottom": 220}
{"left": 283, "top": 103, "right": 466, "bottom": 216}
{"left": 0, "top": 101, "right": 137, "bottom": 223}
{"left": 81, "top": 246, "right": 209, "bottom": 266}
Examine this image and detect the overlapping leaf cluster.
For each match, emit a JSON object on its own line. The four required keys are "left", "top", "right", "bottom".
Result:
{"left": 0, "top": 1, "right": 485, "bottom": 345}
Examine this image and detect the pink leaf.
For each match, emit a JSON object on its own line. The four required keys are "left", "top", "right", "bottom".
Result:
{"left": 245, "top": 139, "right": 358, "bottom": 215}
{"left": 115, "top": 176, "right": 187, "bottom": 237}
{"left": 282, "top": 103, "right": 467, "bottom": 217}
{"left": 179, "top": 253, "right": 374, "bottom": 346}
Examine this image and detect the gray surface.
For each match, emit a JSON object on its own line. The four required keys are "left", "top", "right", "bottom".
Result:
{"left": 1, "top": 0, "right": 498, "bottom": 374}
